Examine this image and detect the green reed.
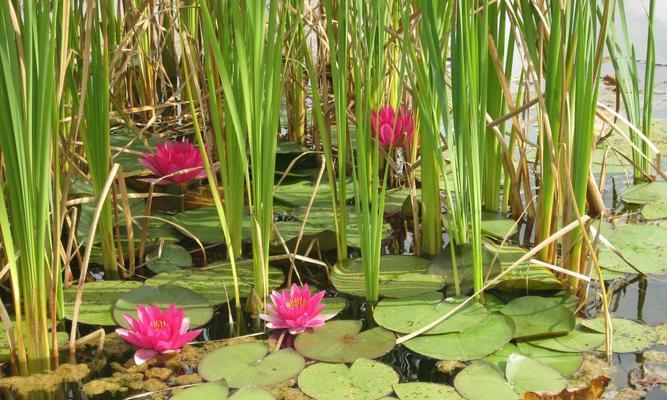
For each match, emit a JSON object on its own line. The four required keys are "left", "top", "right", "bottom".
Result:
{"left": 0, "top": 0, "right": 66, "bottom": 374}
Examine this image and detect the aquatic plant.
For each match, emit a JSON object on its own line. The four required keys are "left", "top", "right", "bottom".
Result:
{"left": 139, "top": 141, "right": 206, "bottom": 185}
{"left": 259, "top": 284, "right": 335, "bottom": 335}
{"left": 116, "top": 304, "right": 203, "bottom": 365}
{"left": 370, "top": 106, "right": 414, "bottom": 150}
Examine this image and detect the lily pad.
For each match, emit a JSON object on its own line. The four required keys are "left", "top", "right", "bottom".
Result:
{"left": 64, "top": 281, "right": 143, "bottom": 326}
{"left": 168, "top": 206, "right": 251, "bottom": 244}
{"left": 146, "top": 262, "right": 284, "bottom": 305}
{"left": 598, "top": 223, "right": 667, "bottom": 275}
{"left": 524, "top": 324, "right": 605, "bottom": 353}
{"left": 481, "top": 212, "right": 519, "bottom": 239}
{"left": 581, "top": 317, "right": 658, "bottom": 353}
{"left": 403, "top": 313, "right": 515, "bottom": 361}
{"left": 393, "top": 383, "right": 463, "bottom": 400}
{"left": 298, "top": 358, "right": 399, "bottom": 400}
{"left": 274, "top": 178, "right": 355, "bottom": 208}
{"left": 500, "top": 296, "right": 575, "bottom": 339}
{"left": 454, "top": 361, "right": 517, "bottom": 400}
{"left": 332, "top": 256, "right": 446, "bottom": 298}
{"left": 229, "top": 386, "right": 275, "bottom": 400}
{"left": 484, "top": 343, "right": 520, "bottom": 371}
{"left": 145, "top": 244, "right": 193, "bottom": 273}
{"left": 620, "top": 182, "right": 667, "bottom": 206}
{"left": 515, "top": 342, "right": 583, "bottom": 376}
{"left": 113, "top": 284, "right": 213, "bottom": 329}
{"left": 505, "top": 353, "right": 567, "bottom": 394}
{"left": 294, "top": 320, "right": 395, "bottom": 363}
{"left": 384, "top": 188, "right": 413, "bottom": 215}
{"left": 373, "top": 293, "right": 489, "bottom": 335}
{"left": 642, "top": 199, "right": 667, "bottom": 220}
{"left": 172, "top": 382, "right": 229, "bottom": 400}
{"left": 198, "top": 342, "right": 305, "bottom": 388}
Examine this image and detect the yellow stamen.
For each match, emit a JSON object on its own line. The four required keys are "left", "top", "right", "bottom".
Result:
{"left": 286, "top": 297, "right": 307, "bottom": 309}
{"left": 151, "top": 320, "right": 168, "bottom": 330}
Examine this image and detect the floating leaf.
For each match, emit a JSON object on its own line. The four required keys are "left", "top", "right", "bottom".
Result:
{"left": 168, "top": 206, "right": 252, "bottom": 243}
{"left": 294, "top": 320, "right": 395, "bottom": 363}
{"left": 145, "top": 244, "right": 193, "bottom": 273}
{"left": 500, "top": 297, "right": 574, "bottom": 339}
{"left": 454, "top": 361, "right": 517, "bottom": 400}
{"left": 332, "top": 256, "right": 445, "bottom": 298}
{"left": 620, "top": 182, "right": 667, "bottom": 206}
{"left": 404, "top": 313, "right": 515, "bottom": 361}
{"left": 505, "top": 353, "right": 567, "bottom": 395}
{"left": 484, "top": 343, "right": 520, "bottom": 370}
{"left": 598, "top": 223, "right": 667, "bottom": 275}
{"left": 524, "top": 325, "right": 605, "bottom": 353}
{"left": 274, "top": 178, "right": 355, "bottom": 208}
{"left": 515, "top": 342, "right": 583, "bottom": 376}
{"left": 198, "top": 342, "right": 305, "bottom": 388}
{"left": 172, "top": 382, "right": 229, "bottom": 400}
{"left": 384, "top": 188, "right": 413, "bottom": 215}
{"left": 229, "top": 386, "right": 275, "bottom": 400}
{"left": 113, "top": 284, "right": 213, "bottom": 329}
{"left": 298, "top": 358, "right": 399, "bottom": 400}
{"left": 393, "top": 383, "right": 463, "bottom": 400}
{"left": 481, "top": 212, "right": 518, "bottom": 239}
{"left": 580, "top": 318, "right": 657, "bottom": 353}
{"left": 146, "top": 262, "right": 284, "bottom": 305}
{"left": 373, "top": 293, "right": 488, "bottom": 335}
{"left": 64, "top": 281, "right": 143, "bottom": 325}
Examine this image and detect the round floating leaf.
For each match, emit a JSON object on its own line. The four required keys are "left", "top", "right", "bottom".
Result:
{"left": 322, "top": 297, "right": 347, "bottom": 316}
{"left": 620, "top": 182, "right": 667, "bottom": 206}
{"left": 404, "top": 313, "right": 515, "bottom": 361}
{"left": 229, "top": 386, "right": 275, "bottom": 400}
{"left": 642, "top": 199, "right": 667, "bottom": 220}
{"left": 64, "top": 281, "right": 143, "bottom": 325}
{"left": 598, "top": 223, "right": 667, "bottom": 274}
{"left": 505, "top": 353, "right": 567, "bottom": 395}
{"left": 581, "top": 318, "right": 658, "bottom": 353}
{"left": 298, "top": 358, "right": 399, "bottom": 400}
{"left": 515, "top": 342, "right": 583, "bottom": 376}
{"left": 274, "top": 178, "right": 355, "bottom": 208}
{"left": 481, "top": 212, "right": 518, "bottom": 239}
{"left": 295, "top": 320, "right": 395, "bottom": 363}
{"left": 172, "top": 382, "right": 229, "bottom": 400}
{"left": 500, "top": 296, "right": 574, "bottom": 339}
{"left": 145, "top": 244, "right": 193, "bottom": 273}
{"left": 198, "top": 342, "right": 305, "bottom": 388}
{"left": 454, "top": 361, "right": 517, "bottom": 400}
{"left": 393, "top": 383, "right": 463, "bottom": 400}
{"left": 373, "top": 293, "right": 488, "bottom": 335}
{"left": 113, "top": 284, "right": 213, "bottom": 329}
{"left": 525, "top": 324, "right": 605, "bottom": 353}
{"left": 484, "top": 343, "right": 519, "bottom": 370}
{"left": 146, "top": 262, "right": 284, "bottom": 305}
{"left": 332, "top": 256, "right": 446, "bottom": 298}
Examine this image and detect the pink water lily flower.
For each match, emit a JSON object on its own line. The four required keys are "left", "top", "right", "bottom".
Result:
{"left": 371, "top": 105, "right": 414, "bottom": 149}
{"left": 259, "top": 284, "right": 335, "bottom": 335}
{"left": 139, "top": 140, "right": 206, "bottom": 184}
{"left": 116, "top": 304, "right": 203, "bottom": 365}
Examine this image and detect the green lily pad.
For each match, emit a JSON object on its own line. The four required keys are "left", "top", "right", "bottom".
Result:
{"left": 113, "top": 284, "right": 213, "bottom": 329}
{"left": 598, "top": 223, "right": 667, "bottom": 275}
{"left": 64, "top": 281, "right": 143, "bottom": 325}
{"left": 524, "top": 324, "right": 605, "bottom": 353}
{"left": 145, "top": 244, "right": 193, "bottom": 273}
{"left": 322, "top": 297, "right": 347, "bottom": 316}
{"left": 373, "top": 293, "right": 489, "bottom": 335}
{"left": 581, "top": 317, "right": 658, "bottom": 353}
{"left": 294, "top": 320, "right": 395, "bottom": 363}
{"left": 403, "top": 313, "right": 515, "bottom": 361}
{"left": 642, "top": 199, "right": 667, "bottom": 220}
{"left": 515, "top": 342, "right": 583, "bottom": 376}
{"left": 274, "top": 178, "right": 355, "bottom": 208}
{"left": 484, "top": 343, "right": 519, "bottom": 371}
{"left": 481, "top": 212, "right": 519, "bottom": 239}
{"left": 172, "top": 382, "right": 229, "bottom": 400}
{"left": 198, "top": 342, "right": 305, "bottom": 388}
{"left": 229, "top": 386, "right": 275, "bottom": 400}
{"left": 500, "top": 296, "right": 574, "bottom": 339}
{"left": 145, "top": 262, "right": 284, "bottom": 305}
{"left": 168, "top": 206, "right": 251, "bottom": 244}
{"left": 505, "top": 353, "right": 567, "bottom": 394}
{"left": 384, "top": 188, "right": 413, "bottom": 215}
{"left": 110, "top": 130, "right": 158, "bottom": 172}
{"left": 289, "top": 206, "right": 392, "bottom": 248}
{"left": 620, "top": 182, "right": 667, "bottom": 206}
{"left": 332, "top": 256, "right": 446, "bottom": 298}
{"left": 393, "top": 383, "right": 463, "bottom": 399}
{"left": 298, "top": 358, "right": 399, "bottom": 400}
{"left": 454, "top": 361, "right": 517, "bottom": 400}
